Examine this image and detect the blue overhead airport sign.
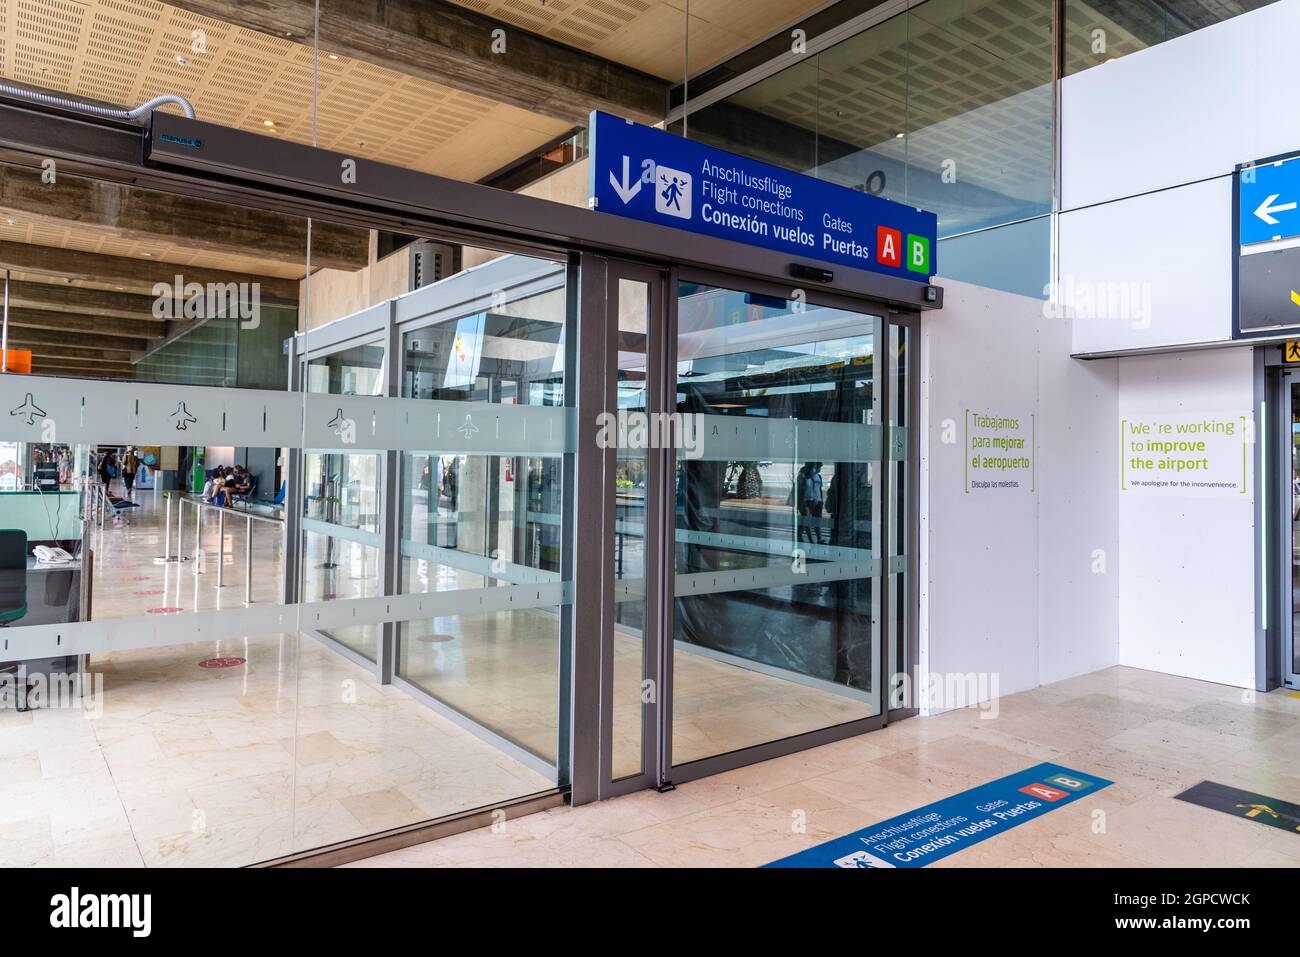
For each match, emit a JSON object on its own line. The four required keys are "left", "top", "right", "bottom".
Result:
{"left": 588, "top": 111, "right": 938, "bottom": 282}
{"left": 1239, "top": 154, "right": 1300, "bottom": 245}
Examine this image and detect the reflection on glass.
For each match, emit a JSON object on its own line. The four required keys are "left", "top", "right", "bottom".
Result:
{"left": 1292, "top": 382, "right": 1300, "bottom": 677}
{"left": 302, "top": 341, "right": 384, "bottom": 663}
{"left": 1064, "top": 0, "right": 1278, "bottom": 75}
{"left": 887, "top": 322, "right": 910, "bottom": 705}
{"left": 304, "top": 452, "right": 380, "bottom": 533}
{"left": 682, "top": 0, "right": 1054, "bottom": 238}
{"left": 0, "top": 157, "right": 316, "bottom": 866}
{"left": 671, "top": 282, "right": 882, "bottom": 766}
{"left": 395, "top": 255, "right": 570, "bottom": 767}
{"left": 301, "top": 449, "right": 381, "bottom": 660}
{"left": 613, "top": 278, "right": 650, "bottom": 780}
{"left": 307, "top": 342, "right": 385, "bottom": 397}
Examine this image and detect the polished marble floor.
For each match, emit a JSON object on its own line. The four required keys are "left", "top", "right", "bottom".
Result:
{"left": 349, "top": 667, "right": 1300, "bottom": 868}
{"left": 399, "top": 613, "right": 874, "bottom": 775}
{"left": 0, "top": 489, "right": 879, "bottom": 866}
{"left": 0, "top": 632, "right": 555, "bottom": 867}
{"left": 0, "top": 492, "right": 553, "bottom": 867}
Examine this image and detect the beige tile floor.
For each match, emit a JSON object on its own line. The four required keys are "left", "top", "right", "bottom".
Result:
{"left": 0, "top": 490, "right": 882, "bottom": 867}
{"left": 0, "top": 492, "right": 554, "bottom": 867}
{"left": 349, "top": 667, "right": 1300, "bottom": 868}
{"left": 0, "top": 632, "right": 556, "bottom": 867}
{"left": 399, "top": 613, "right": 875, "bottom": 775}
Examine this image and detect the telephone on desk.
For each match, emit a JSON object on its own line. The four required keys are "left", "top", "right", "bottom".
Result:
{"left": 32, "top": 546, "right": 74, "bottom": 565}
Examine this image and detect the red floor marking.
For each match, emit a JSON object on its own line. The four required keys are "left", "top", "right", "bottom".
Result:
{"left": 133, "top": 589, "right": 164, "bottom": 596}
{"left": 146, "top": 607, "right": 184, "bottom": 614}
{"left": 198, "top": 656, "right": 247, "bottom": 669}
{"left": 124, "top": 575, "right": 152, "bottom": 581}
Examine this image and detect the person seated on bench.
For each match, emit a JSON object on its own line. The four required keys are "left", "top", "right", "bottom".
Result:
{"left": 204, "top": 467, "right": 236, "bottom": 506}
{"left": 215, "top": 468, "right": 236, "bottom": 507}
{"left": 201, "top": 467, "right": 222, "bottom": 503}
{"left": 229, "top": 466, "right": 255, "bottom": 503}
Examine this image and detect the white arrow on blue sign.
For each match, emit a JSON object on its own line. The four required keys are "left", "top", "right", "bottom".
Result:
{"left": 1240, "top": 155, "right": 1300, "bottom": 245}
{"left": 609, "top": 154, "right": 641, "bottom": 204}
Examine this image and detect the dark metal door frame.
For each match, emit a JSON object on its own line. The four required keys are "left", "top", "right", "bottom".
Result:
{"left": 1279, "top": 367, "right": 1300, "bottom": 689}
{"left": 574, "top": 261, "right": 922, "bottom": 799}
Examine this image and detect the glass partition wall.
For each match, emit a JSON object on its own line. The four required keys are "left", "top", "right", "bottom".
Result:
{"left": 393, "top": 255, "right": 571, "bottom": 773}
{"left": 0, "top": 175, "right": 914, "bottom": 863}
{"left": 289, "top": 250, "right": 576, "bottom": 816}
{"left": 289, "top": 255, "right": 917, "bottom": 805}
{"left": 0, "top": 97, "right": 917, "bottom": 871}
{"left": 304, "top": 342, "right": 386, "bottom": 662}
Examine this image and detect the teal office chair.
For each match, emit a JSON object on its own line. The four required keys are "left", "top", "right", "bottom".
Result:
{"left": 0, "top": 529, "right": 27, "bottom": 625}
{"left": 0, "top": 529, "right": 29, "bottom": 710}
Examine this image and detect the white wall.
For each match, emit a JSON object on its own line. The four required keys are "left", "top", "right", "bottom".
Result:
{"left": 1116, "top": 349, "right": 1257, "bottom": 686}
{"left": 205, "top": 446, "right": 235, "bottom": 469}
{"left": 920, "top": 278, "right": 1120, "bottom": 709}
{"left": 1062, "top": 177, "right": 1232, "bottom": 353}
{"left": 1037, "top": 308, "right": 1121, "bottom": 683}
{"left": 1059, "top": 0, "right": 1300, "bottom": 354}
{"left": 1061, "top": 0, "right": 1300, "bottom": 210}
{"left": 920, "top": 6, "right": 1286, "bottom": 699}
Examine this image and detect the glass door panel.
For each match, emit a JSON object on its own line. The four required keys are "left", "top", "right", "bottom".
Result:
{"left": 670, "top": 280, "right": 884, "bottom": 768}
{"left": 612, "top": 275, "right": 652, "bottom": 781}
{"left": 393, "top": 256, "right": 571, "bottom": 773}
{"left": 301, "top": 449, "right": 383, "bottom": 661}
{"left": 887, "top": 319, "right": 913, "bottom": 710}
{"left": 1287, "top": 376, "right": 1300, "bottom": 687}
{"left": 303, "top": 340, "right": 387, "bottom": 663}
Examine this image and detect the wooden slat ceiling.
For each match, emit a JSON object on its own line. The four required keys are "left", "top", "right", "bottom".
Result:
{"left": 0, "top": 0, "right": 575, "bottom": 297}
{"left": 0, "top": 212, "right": 307, "bottom": 283}
{"left": 451, "top": 0, "right": 828, "bottom": 79}
{"left": 0, "top": 0, "right": 571, "bottom": 181}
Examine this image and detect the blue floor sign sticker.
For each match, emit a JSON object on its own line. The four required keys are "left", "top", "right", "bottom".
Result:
{"left": 765, "top": 763, "right": 1111, "bottom": 868}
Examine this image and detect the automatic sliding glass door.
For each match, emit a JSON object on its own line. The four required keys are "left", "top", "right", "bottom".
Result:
{"left": 668, "top": 277, "right": 886, "bottom": 774}
{"left": 1282, "top": 372, "right": 1300, "bottom": 688}
{"left": 595, "top": 262, "right": 908, "bottom": 794}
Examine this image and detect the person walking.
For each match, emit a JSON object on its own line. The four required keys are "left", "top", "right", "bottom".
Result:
{"left": 794, "top": 461, "right": 825, "bottom": 545}
{"left": 96, "top": 449, "right": 118, "bottom": 492}
{"left": 121, "top": 447, "right": 140, "bottom": 498}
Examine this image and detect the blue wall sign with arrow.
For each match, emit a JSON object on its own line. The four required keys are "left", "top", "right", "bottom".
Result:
{"left": 587, "top": 111, "right": 938, "bottom": 282}
{"left": 1240, "top": 154, "right": 1300, "bottom": 245}
{"left": 1236, "top": 150, "right": 1300, "bottom": 336}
